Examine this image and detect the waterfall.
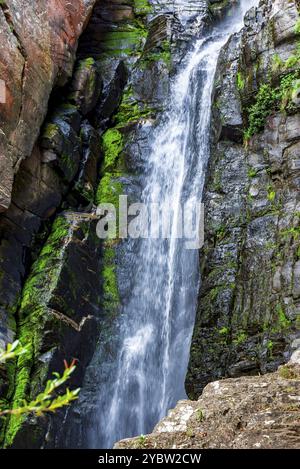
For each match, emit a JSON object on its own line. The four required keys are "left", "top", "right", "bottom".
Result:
{"left": 89, "top": 0, "right": 258, "bottom": 449}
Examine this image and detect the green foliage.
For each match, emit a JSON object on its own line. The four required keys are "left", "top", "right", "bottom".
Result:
{"left": 279, "top": 73, "right": 300, "bottom": 112}
{"left": 0, "top": 341, "right": 27, "bottom": 364}
{"left": 218, "top": 326, "right": 229, "bottom": 335}
{"left": 280, "top": 226, "right": 300, "bottom": 241}
{"left": 267, "top": 186, "right": 276, "bottom": 202}
{"left": 248, "top": 167, "right": 258, "bottom": 178}
{"left": 237, "top": 72, "right": 245, "bottom": 90}
{"left": 295, "top": 19, "right": 300, "bottom": 35}
{"left": 279, "top": 365, "right": 299, "bottom": 380}
{"left": 233, "top": 331, "right": 247, "bottom": 345}
{"left": 244, "top": 83, "right": 278, "bottom": 141}
{"left": 133, "top": 0, "right": 153, "bottom": 16}
{"left": 272, "top": 53, "right": 284, "bottom": 72}
{"left": 276, "top": 304, "right": 291, "bottom": 329}
{"left": 0, "top": 342, "right": 80, "bottom": 419}
{"left": 195, "top": 408, "right": 204, "bottom": 422}
{"left": 267, "top": 340, "right": 273, "bottom": 351}
{"left": 137, "top": 434, "right": 146, "bottom": 448}
{"left": 244, "top": 71, "right": 300, "bottom": 141}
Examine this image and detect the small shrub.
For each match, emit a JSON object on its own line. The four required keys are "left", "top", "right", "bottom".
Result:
{"left": 295, "top": 19, "right": 300, "bottom": 35}
{"left": 0, "top": 341, "right": 80, "bottom": 418}
{"left": 279, "top": 365, "right": 299, "bottom": 380}
{"left": 237, "top": 72, "right": 245, "bottom": 91}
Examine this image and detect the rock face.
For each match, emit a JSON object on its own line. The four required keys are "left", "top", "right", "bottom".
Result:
{"left": 187, "top": 0, "right": 300, "bottom": 398}
{"left": 115, "top": 350, "right": 300, "bottom": 449}
{"left": 0, "top": 0, "right": 96, "bottom": 212}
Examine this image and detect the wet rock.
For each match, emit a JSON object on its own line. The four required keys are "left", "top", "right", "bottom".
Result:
{"left": 94, "top": 61, "right": 128, "bottom": 128}
{"left": 69, "top": 58, "right": 103, "bottom": 116}
{"left": 187, "top": 0, "right": 300, "bottom": 398}
{"left": 116, "top": 354, "right": 300, "bottom": 449}
{"left": 41, "top": 121, "right": 81, "bottom": 183}
{"left": 72, "top": 121, "right": 102, "bottom": 204}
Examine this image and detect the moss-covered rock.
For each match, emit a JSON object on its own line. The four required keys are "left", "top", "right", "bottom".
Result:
{"left": 3, "top": 212, "right": 102, "bottom": 447}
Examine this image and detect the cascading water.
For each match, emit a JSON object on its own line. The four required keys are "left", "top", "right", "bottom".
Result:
{"left": 89, "top": 0, "right": 258, "bottom": 449}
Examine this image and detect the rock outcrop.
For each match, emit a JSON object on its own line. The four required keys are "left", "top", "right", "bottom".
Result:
{"left": 115, "top": 349, "right": 300, "bottom": 449}
{"left": 187, "top": 0, "right": 300, "bottom": 398}
{"left": 0, "top": 0, "right": 97, "bottom": 213}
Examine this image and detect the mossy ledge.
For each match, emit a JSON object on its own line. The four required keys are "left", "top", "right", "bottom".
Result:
{"left": 3, "top": 211, "right": 102, "bottom": 447}
{"left": 3, "top": 216, "right": 73, "bottom": 447}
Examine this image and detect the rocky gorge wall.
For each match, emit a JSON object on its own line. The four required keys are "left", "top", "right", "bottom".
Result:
{"left": 0, "top": 0, "right": 299, "bottom": 450}
{"left": 187, "top": 0, "right": 300, "bottom": 398}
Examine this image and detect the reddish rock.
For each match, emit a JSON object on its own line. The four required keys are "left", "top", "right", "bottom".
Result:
{"left": 0, "top": 0, "right": 96, "bottom": 212}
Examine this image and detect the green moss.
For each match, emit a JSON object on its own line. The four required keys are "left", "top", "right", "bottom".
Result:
{"left": 267, "top": 186, "right": 276, "bottom": 202}
{"left": 114, "top": 86, "right": 154, "bottom": 128}
{"left": 133, "top": 0, "right": 153, "bottom": 16}
{"left": 210, "top": 287, "right": 220, "bottom": 301}
{"left": 96, "top": 174, "right": 123, "bottom": 208}
{"left": 237, "top": 71, "right": 245, "bottom": 91}
{"left": 42, "top": 123, "right": 59, "bottom": 140}
{"left": 233, "top": 331, "right": 247, "bottom": 346}
{"left": 21, "top": 217, "right": 70, "bottom": 311}
{"left": 267, "top": 340, "right": 274, "bottom": 352}
{"left": 215, "top": 225, "right": 227, "bottom": 241}
{"left": 279, "top": 365, "right": 300, "bottom": 380}
{"left": 101, "top": 26, "right": 147, "bottom": 58}
{"left": 280, "top": 226, "right": 300, "bottom": 241}
{"left": 248, "top": 167, "right": 258, "bottom": 178}
{"left": 101, "top": 129, "right": 124, "bottom": 172}
{"left": 276, "top": 304, "right": 291, "bottom": 329}
{"left": 100, "top": 244, "right": 120, "bottom": 314}
{"left": 218, "top": 327, "right": 229, "bottom": 335}
{"left": 140, "top": 40, "right": 172, "bottom": 69}
{"left": 195, "top": 408, "right": 204, "bottom": 422}
{"left": 209, "top": 0, "right": 229, "bottom": 16}
{"left": 272, "top": 53, "right": 284, "bottom": 72}
{"left": 93, "top": 1, "right": 150, "bottom": 59}
{"left": 78, "top": 57, "right": 95, "bottom": 70}
{"left": 4, "top": 216, "right": 71, "bottom": 446}
{"left": 295, "top": 19, "right": 300, "bottom": 35}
